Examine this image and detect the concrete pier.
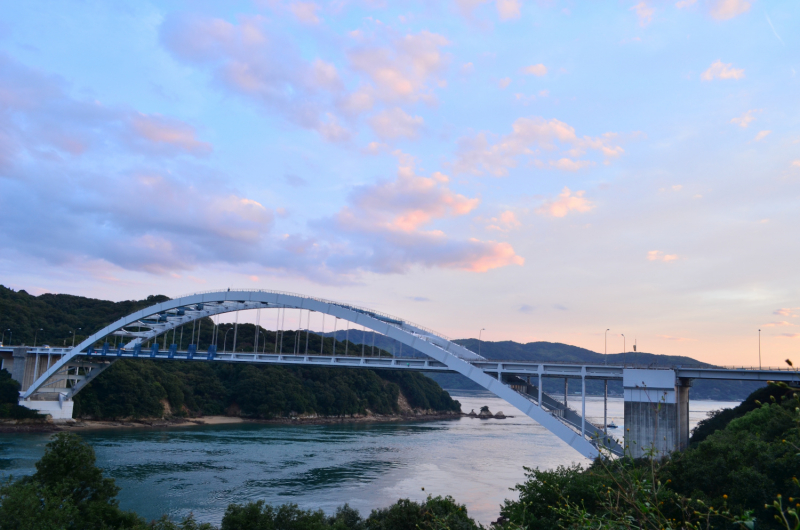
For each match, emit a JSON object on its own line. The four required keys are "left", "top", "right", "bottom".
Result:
{"left": 623, "top": 369, "right": 691, "bottom": 458}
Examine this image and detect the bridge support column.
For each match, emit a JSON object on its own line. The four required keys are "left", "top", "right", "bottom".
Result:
{"left": 19, "top": 397, "right": 74, "bottom": 421}
{"left": 677, "top": 378, "right": 692, "bottom": 451}
{"left": 623, "top": 369, "right": 680, "bottom": 458}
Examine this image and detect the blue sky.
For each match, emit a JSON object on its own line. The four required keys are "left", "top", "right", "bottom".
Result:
{"left": 0, "top": 0, "right": 798, "bottom": 365}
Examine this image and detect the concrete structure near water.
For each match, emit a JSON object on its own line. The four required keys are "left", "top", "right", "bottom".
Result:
{"left": 623, "top": 369, "right": 692, "bottom": 458}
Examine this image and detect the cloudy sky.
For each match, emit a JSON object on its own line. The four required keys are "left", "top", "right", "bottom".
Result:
{"left": 0, "top": 0, "right": 797, "bottom": 365}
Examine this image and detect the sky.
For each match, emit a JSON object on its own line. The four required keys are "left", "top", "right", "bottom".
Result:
{"left": 0, "top": 0, "right": 798, "bottom": 366}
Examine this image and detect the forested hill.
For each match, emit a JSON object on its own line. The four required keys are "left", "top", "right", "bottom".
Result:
{"left": 0, "top": 285, "right": 169, "bottom": 347}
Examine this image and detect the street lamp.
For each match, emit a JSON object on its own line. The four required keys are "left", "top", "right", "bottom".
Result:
{"left": 34, "top": 328, "right": 43, "bottom": 348}
{"left": 70, "top": 328, "right": 81, "bottom": 348}
{"left": 2, "top": 329, "right": 9, "bottom": 346}
{"left": 478, "top": 328, "right": 486, "bottom": 357}
{"left": 758, "top": 329, "right": 761, "bottom": 369}
{"left": 604, "top": 329, "right": 610, "bottom": 365}
{"left": 223, "top": 327, "right": 233, "bottom": 354}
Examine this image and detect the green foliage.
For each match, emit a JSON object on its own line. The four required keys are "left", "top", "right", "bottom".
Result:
{"left": 376, "top": 371, "right": 460, "bottom": 412}
{"left": 0, "top": 369, "right": 43, "bottom": 419}
{"left": 499, "top": 382, "right": 800, "bottom": 530}
{"left": 690, "top": 383, "right": 799, "bottom": 444}
{"left": 365, "top": 495, "right": 480, "bottom": 530}
{"left": 0, "top": 432, "right": 145, "bottom": 530}
{"left": 73, "top": 359, "right": 458, "bottom": 420}
{"left": 662, "top": 387, "right": 800, "bottom": 528}
{"left": 499, "top": 464, "right": 605, "bottom": 529}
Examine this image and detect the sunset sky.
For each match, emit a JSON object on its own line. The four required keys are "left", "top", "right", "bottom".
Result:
{"left": 0, "top": 1, "right": 797, "bottom": 366}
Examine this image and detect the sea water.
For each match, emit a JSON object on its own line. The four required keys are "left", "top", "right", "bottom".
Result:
{"left": 0, "top": 392, "right": 736, "bottom": 525}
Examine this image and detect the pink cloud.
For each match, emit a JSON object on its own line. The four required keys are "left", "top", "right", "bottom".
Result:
{"left": 547, "top": 158, "right": 593, "bottom": 171}
{"left": 498, "top": 77, "right": 512, "bottom": 89}
{"left": 656, "top": 335, "right": 695, "bottom": 341}
{"left": 347, "top": 30, "right": 450, "bottom": 104}
{"left": 496, "top": 0, "right": 522, "bottom": 20}
{"left": 710, "top": 0, "right": 750, "bottom": 20}
{"left": 289, "top": 2, "right": 321, "bottom": 25}
{"left": 774, "top": 308, "right": 799, "bottom": 317}
{"left": 792, "top": 161, "right": 800, "bottom": 168}
{"left": 701, "top": 60, "right": 745, "bottom": 81}
{"left": 675, "top": 0, "right": 697, "bottom": 8}
{"left": 761, "top": 321, "right": 795, "bottom": 328}
{"left": 131, "top": 113, "right": 212, "bottom": 155}
{"left": 781, "top": 333, "right": 800, "bottom": 339}
{"left": 753, "top": 130, "right": 771, "bottom": 142}
{"left": 453, "top": 117, "right": 624, "bottom": 176}
{"left": 730, "top": 109, "right": 760, "bottom": 128}
{"left": 647, "top": 250, "right": 679, "bottom": 262}
{"left": 537, "top": 187, "right": 595, "bottom": 218}
{"left": 368, "top": 108, "right": 424, "bottom": 140}
{"left": 630, "top": 2, "right": 655, "bottom": 27}
{"left": 521, "top": 64, "right": 547, "bottom": 76}
{"left": 327, "top": 152, "right": 523, "bottom": 273}
{"left": 486, "top": 210, "right": 522, "bottom": 231}
{"left": 317, "top": 113, "right": 352, "bottom": 143}
{"left": 160, "top": 13, "right": 343, "bottom": 139}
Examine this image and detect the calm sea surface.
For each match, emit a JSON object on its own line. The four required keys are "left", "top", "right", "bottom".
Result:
{"left": 0, "top": 392, "right": 737, "bottom": 525}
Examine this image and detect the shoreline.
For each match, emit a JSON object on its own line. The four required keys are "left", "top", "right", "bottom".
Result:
{"left": 0, "top": 410, "right": 464, "bottom": 434}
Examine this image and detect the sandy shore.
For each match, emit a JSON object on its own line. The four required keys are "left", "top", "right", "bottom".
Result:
{"left": 0, "top": 411, "right": 464, "bottom": 434}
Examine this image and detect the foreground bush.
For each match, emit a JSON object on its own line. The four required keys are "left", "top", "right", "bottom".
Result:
{"left": 498, "top": 381, "right": 800, "bottom": 530}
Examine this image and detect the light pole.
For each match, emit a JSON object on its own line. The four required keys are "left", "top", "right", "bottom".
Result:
{"left": 71, "top": 328, "right": 81, "bottom": 348}
{"left": 223, "top": 327, "right": 233, "bottom": 353}
{"left": 2, "top": 329, "right": 9, "bottom": 346}
{"left": 621, "top": 334, "right": 626, "bottom": 367}
{"left": 758, "top": 329, "right": 761, "bottom": 369}
{"left": 604, "top": 329, "right": 610, "bottom": 365}
{"left": 478, "top": 328, "right": 486, "bottom": 357}
{"left": 34, "top": 328, "right": 43, "bottom": 348}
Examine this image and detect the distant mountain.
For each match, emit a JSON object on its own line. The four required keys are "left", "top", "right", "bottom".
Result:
{"left": 454, "top": 338, "right": 706, "bottom": 367}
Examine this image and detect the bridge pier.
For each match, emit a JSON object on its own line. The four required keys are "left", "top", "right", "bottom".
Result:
{"left": 19, "top": 397, "right": 74, "bottom": 421}
{"left": 623, "top": 369, "right": 691, "bottom": 458}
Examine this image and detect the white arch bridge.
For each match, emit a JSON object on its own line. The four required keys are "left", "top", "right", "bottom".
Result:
{"left": 17, "top": 289, "right": 800, "bottom": 460}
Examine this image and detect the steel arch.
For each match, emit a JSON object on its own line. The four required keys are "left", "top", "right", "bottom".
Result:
{"left": 21, "top": 289, "right": 601, "bottom": 458}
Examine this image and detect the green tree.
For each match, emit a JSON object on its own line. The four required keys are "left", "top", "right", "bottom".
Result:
{"left": 365, "top": 495, "right": 479, "bottom": 530}
{"left": 0, "top": 432, "right": 145, "bottom": 530}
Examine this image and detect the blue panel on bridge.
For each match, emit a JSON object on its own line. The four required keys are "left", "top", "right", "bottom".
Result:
{"left": 168, "top": 344, "right": 177, "bottom": 359}
{"left": 150, "top": 343, "right": 159, "bottom": 358}
{"left": 133, "top": 343, "right": 141, "bottom": 357}
{"left": 207, "top": 344, "right": 217, "bottom": 360}
{"left": 101, "top": 342, "right": 110, "bottom": 356}
{"left": 116, "top": 346, "right": 124, "bottom": 357}
{"left": 188, "top": 344, "right": 197, "bottom": 360}
{"left": 86, "top": 346, "right": 95, "bottom": 356}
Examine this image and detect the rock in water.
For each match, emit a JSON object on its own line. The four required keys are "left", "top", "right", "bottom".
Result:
{"left": 494, "top": 411, "right": 506, "bottom": 419}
